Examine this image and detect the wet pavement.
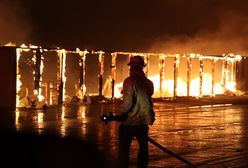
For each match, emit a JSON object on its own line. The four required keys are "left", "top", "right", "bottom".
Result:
{"left": 1, "top": 98, "right": 248, "bottom": 168}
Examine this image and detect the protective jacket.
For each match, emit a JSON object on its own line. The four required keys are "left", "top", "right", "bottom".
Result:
{"left": 120, "top": 70, "right": 155, "bottom": 125}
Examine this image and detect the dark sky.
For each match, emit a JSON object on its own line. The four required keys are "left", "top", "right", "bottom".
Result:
{"left": 1, "top": 0, "right": 248, "bottom": 55}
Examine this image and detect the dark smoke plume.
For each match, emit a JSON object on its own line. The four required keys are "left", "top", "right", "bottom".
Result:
{"left": 0, "top": 0, "right": 31, "bottom": 45}
{"left": 149, "top": 0, "right": 248, "bottom": 56}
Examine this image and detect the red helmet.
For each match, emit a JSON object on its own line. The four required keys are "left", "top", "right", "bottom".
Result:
{"left": 127, "top": 56, "right": 146, "bottom": 67}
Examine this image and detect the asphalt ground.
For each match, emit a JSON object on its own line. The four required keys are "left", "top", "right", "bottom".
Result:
{"left": 0, "top": 96, "right": 248, "bottom": 168}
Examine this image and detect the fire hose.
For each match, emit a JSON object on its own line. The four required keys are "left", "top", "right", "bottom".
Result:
{"left": 101, "top": 113, "right": 196, "bottom": 168}
{"left": 148, "top": 137, "right": 196, "bottom": 168}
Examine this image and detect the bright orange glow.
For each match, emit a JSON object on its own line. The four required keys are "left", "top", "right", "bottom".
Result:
{"left": 16, "top": 45, "right": 47, "bottom": 107}
{"left": 113, "top": 73, "right": 237, "bottom": 98}
{"left": 33, "top": 49, "right": 45, "bottom": 103}
{"left": 14, "top": 46, "right": 242, "bottom": 104}
{"left": 76, "top": 49, "right": 88, "bottom": 100}
{"left": 16, "top": 48, "right": 22, "bottom": 107}
{"left": 114, "top": 83, "right": 123, "bottom": 98}
{"left": 57, "top": 49, "right": 67, "bottom": 102}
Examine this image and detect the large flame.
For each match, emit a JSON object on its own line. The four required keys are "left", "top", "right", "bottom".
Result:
{"left": 56, "top": 49, "right": 67, "bottom": 103}
{"left": 14, "top": 45, "right": 242, "bottom": 104}
{"left": 16, "top": 48, "right": 22, "bottom": 106}
{"left": 16, "top": 44, "right": 47, "bottom": 107}
{"left": 33, "top": 48, "right": 45, "bottom": 102}
{"left": 113, "top": 74, "right": 237, "bottom": 98}
{"left": 112, "top": 53, "right": 240, "bottom": 98}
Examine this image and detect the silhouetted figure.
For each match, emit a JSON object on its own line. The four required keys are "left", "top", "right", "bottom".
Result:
{"left": 116, "top": 56, "right": 155, "bottom": 168}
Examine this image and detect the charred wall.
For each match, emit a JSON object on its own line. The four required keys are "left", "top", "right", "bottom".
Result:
{"left": 236, "top": 57, "right": 248, "bottom": 92}
{"left": 0, "top": 47, "right": 16, "bottom": 110}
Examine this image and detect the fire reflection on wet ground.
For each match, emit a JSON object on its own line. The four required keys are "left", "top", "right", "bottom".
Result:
{"left": 10, "top": 102, "right": 248, "bottom": 167}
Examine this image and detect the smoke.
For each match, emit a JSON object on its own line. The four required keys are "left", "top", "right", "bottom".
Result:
{"left": 1, "top": 0, "right": 248, "bottom": 55}
{"left": 0, "top": 1, "right": 31, "bottom": 45}
{"left": 149, "top": 1, "right": 248, "bottom": 56}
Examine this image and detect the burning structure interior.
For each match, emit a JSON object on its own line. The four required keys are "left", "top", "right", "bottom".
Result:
{"left": 0, "top": 45, "right": 248, "bottom": 109}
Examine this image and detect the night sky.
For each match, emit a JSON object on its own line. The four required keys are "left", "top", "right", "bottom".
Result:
{"left": 1, "top": 0, "right": 248, "bottom": 55}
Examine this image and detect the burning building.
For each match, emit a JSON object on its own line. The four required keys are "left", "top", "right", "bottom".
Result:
{"left": 0, "top": 44, "right": 247, "bottom": 109}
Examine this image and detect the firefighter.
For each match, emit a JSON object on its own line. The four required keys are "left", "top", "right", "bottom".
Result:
{"left": 114, "top": 56, "right": 155, "bottom": 168}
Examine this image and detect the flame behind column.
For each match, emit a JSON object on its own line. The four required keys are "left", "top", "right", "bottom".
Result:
{"left": 112, "top": 54, "right": 241, "bottom": 98}
{"left": 57, "top": 49, "right": 67, "bottom": 102}
{"left": 16, "top": 48, "right": 22, "bottom": 107}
